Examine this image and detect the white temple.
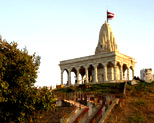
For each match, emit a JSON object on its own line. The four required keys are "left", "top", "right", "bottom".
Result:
{"left": 59, "top": 21, "right": 136, "bottom": 85}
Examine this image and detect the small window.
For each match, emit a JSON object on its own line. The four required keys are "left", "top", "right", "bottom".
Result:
{"left": 100, "top": 45, "right": 102, "bottom": 48}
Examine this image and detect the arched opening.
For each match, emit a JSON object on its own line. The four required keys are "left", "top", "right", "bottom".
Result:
{"left": 97, "top": 63, "right": 104, "bottom": 82}
{"left": 107, "top": 62, "right": 114, "bottom": 81}
{"left": 116, "top": 62, "right": 121, "bottom": 80}
{"left": 123, "top": 64, "right": 128, "bottom": 80}
{"left": 63, "top": 69, "right": 69, "bottom": 86}
{"left": 88, "top": 65, "right": 94, "bottom": 83}
{"left": 71, "top": 67, "right": 77, "bottom": 85}
{"left": 79, "top": 66, "right": 86, "bottom": 84}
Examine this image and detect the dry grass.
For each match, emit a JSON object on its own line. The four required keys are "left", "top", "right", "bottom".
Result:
{"left": 37, "top": 82, "right": 154, "bottom": 123}
{"left": 104, "top": 82, "right": 154, "bottom": 123}
{"left": 36, "top": 106, "right": 74, "bottom": 123}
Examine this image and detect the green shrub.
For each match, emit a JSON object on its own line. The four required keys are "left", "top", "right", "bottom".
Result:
{"left": 0, "top": 40, "right": 55, "bottom": 122}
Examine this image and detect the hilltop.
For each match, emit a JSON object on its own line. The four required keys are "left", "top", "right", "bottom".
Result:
{"left": 37, "top": 81, "right": 154, "bottom": 123}
{"left": 104, "top": 81, "right": 154, "bottom": 123}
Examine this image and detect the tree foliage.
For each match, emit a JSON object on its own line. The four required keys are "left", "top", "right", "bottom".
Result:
{"left": 0, "top": 40, "right": 55, "bottom": 122}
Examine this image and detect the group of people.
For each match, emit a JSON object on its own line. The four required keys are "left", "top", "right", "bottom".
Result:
{"left": 75, "top": 76, "right": 88, "bottom": 85}
{"left": 64, "top": 76, "right": 90, "bottom": 86}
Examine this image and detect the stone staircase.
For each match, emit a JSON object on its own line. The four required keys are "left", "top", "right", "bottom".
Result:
{"left": 60, "top": 95, "right": 119, "bottom": 123}
{"left": 61, "top": 100, "right": 89, "bottom": 123}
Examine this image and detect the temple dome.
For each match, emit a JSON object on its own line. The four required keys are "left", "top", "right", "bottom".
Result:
{"left": 95, "top": 21, "right": 118, "bottom": 54}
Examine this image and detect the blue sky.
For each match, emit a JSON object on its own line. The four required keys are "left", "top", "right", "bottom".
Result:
{"left": 1, "top": 0, "right": 154, "bottom": 87}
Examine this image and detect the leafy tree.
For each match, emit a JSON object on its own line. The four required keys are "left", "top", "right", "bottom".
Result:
{"left": 0, "top": 39, "right": 55, "bottom": 122}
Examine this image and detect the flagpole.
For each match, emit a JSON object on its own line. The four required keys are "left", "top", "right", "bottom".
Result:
{"left": 107, "top": 10, "right": 108, "bottom": 23}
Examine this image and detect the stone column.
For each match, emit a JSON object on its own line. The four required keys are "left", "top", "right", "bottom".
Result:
{"left": 114, "top": 65, "right": 117, "bottom": 81}
{"left": 85, "top": 66, "right": 89, "bottom": 83}
{"left": 61, "top": 69, "right": 63, "bottom": 85}
{"left": 68, "top": 69, "right": 71, "bottom": 86}
{"left": 132, "top": 67, "right": 135, "bottom": 79}
{"left": 103, "top": 64, "right": 107, "bottom": 82}
{"left": 120, "top": 66, "right": 123, "bottom": 80}
{"left": 76, "top": 67, "right": 80, "bottom": 85}
{"left": 127, "top": 68, "right": 130, "bottom": 80}
{"left": 94, "top": 64, "right": 98, "bottom": 83}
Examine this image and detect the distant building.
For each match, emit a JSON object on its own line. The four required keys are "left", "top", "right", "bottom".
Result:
{"left": 140, "top": 68, "right": 153, "bottom": 82}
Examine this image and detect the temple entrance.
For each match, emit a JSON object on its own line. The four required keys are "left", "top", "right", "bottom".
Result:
{"left": 97, "top": 63, "right": 104, "bottom": 82}
{"left": 116, "top": 62, "right": 121, "bottom": 80}
{"left": 71, "top": 67, "right": 77, "bottom": 85}
{"left": 123, "top": 64, "right": 128, "bottom": 80}
{"left": 63, "top": 69, "right": 69, "bottom": 86}
{"left": 88, "top": 65, "right": 94, "bottom": 83}
{"left": 79, "top": 66, "right": 86, "bottom": 84}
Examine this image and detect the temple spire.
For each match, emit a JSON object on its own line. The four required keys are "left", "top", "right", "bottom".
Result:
{"left": 95, "top": 21, "right": 118, "bottom": 54}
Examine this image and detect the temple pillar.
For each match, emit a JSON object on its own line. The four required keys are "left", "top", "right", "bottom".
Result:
{"left": 94, "top": 64, "right": 98, "bottom": 83}
{"left": 61, "top": 69, "right": 64, "bottom": 85}
{"left": 114, "top": 65, "right": 117, "bottom": 81}
{"left": 127, "top": 68, "right": 130, "bottom": 80}
{"left": 85, "top": 66, "right": 89, "bottom": 83}
{"left": 120, "top": 66, "right": 123, "bottom": 80}
{"left": 68, "top": 69, "right": 71, "bottom": 86}
{"left": 103, "top": 64, "right": 107, "bottom": 82}
{"left": 76, "top": 67, "right": 80, "bottom": 85}
{"left": 132, "top": 67, "right": 135, "bottom": 79}
{"left": 111, "top": 66, "right": 114, "bottom": 80}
